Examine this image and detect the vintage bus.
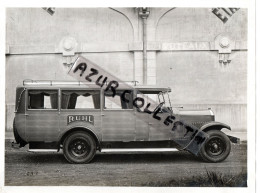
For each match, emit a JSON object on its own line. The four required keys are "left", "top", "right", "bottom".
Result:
{"left": 12, "top": 80, "right": 239, "bottom": 163}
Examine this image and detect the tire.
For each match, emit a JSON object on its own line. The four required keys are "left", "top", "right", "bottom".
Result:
{"left": 63, "top": 131, "right": 96, "bottom": 164}
{"left": 199, "top": 130, "right": 231, "bottom": 163}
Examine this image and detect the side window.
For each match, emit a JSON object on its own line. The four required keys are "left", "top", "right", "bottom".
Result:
{"left": 136, "top": 91, "right": 160, "bottom": 112}
{"left": 104, "top": 90, "right": 133, "bottom": 109}
{"left": 61, "top": 90, "right": 100, "bottom": 109}
{"left": 137, "top": 93, "right": 158, "bottom": 103}
{"left": 28, "top": 90, "right": 58, "bottom": 110}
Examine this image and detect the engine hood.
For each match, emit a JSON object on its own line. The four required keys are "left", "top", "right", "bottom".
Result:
{"left": 179, "top": 109, "right": 214, "bottom": 116}
{"left": 178, "top": 109, "right": 215, "bottom": 124}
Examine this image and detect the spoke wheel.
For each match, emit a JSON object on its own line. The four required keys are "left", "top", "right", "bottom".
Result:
{"left": 199, "top": 130, "right": 231, "bottom": 163}
{"left": 63, "top": 131, "right": 96, "bottom": 164}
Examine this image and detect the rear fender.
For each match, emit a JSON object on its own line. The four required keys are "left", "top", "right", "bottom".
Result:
{"left": 58, "top": 126, "right": 101, "bottom": 150}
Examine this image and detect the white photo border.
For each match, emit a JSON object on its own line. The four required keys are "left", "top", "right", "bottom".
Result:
{"left": 0, "top": 0, "right": 256, "bottom": 193}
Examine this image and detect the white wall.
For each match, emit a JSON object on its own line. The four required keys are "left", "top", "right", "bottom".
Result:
{"left": 5, "top": 8, "right": 247, "bottom": 136}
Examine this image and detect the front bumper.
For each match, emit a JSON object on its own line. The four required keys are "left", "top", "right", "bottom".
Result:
{"left": 227, "top": 135, "right": 240, "bottom": 144}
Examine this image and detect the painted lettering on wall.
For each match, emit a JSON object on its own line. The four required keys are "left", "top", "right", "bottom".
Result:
{"left": 212, "top": 8, "right": 240, "bottom": 23}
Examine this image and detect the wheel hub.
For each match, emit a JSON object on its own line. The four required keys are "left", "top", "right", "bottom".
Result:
{"left": 213, "top": 143, "right": 218, "bottom": 150}
{"left": 205, "top": 137, "right": 226, "bottom": 156}
{"left": 69, "top": 138, "right": 90, "bottom": 157}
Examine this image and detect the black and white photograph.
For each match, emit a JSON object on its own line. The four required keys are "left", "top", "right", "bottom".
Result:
{"left": 0, "top": 0, "right": 258, "bottom": 193}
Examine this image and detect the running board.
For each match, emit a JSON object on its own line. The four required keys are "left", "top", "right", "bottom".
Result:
{"left": 28, "top": 149, "right": 58, "bottom": 152}
{"left": 101, "top": 148, "right": 179, "bottom": 153}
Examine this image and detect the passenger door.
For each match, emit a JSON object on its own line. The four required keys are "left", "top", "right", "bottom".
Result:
{"left": 101, "top": 90, "right": 135, "bottom": 141}
{"left": 25, "top": 89, "right": 60, "bottom": 142}
{"left": 135, "top": 91, "right": 172, "bottom": 141}
{"left": 134, "top": 92, "right": 149, "bottom": 141}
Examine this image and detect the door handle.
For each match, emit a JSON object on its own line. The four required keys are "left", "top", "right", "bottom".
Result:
{"left": 24, "top": 114, "right": 29, "bottom": 116}
{"left": 101, "top": 114, "right": 105, "bottom": 116}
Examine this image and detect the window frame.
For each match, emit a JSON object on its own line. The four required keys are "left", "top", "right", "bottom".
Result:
{"left": 103, "top": 89, "right": 134, "bottom": 111}
{"left": 60, "top": 88, "right": 101, "bottom": 111}
{"left": 26, "top": 88, "right": 59, "bottom": 111}
{"left": 133, "top": 89, "right": 166, "bottom": 113}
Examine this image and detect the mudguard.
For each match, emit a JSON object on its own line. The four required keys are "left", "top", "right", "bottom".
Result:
{"left": 200, "top": 121, "right": 231, "bottom": 131}
{"left": 58, "top": 125, "right": 101, "bottom": 147}
{"left": 200, "top": 122, "right": 241, "bottom": 143}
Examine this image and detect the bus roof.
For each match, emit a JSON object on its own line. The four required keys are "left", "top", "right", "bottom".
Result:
{"left": 18, "top": 80, "right": 171, "bottom": 92}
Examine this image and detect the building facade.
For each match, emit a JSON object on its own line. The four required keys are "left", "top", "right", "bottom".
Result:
{"left": 5, "top": 8, "right": 247, "bottom": 136}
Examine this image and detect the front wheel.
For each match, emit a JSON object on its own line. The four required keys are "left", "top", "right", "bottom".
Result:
{"left": 63, "top": 131, "right": 96, "bottom": 164}
{"left": 199, "top": 130, "right": 231, "bottom": 162}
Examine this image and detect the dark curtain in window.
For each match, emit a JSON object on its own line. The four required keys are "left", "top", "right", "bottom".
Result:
{"left": 50, "top": 93, "right": 58, "bottom": 109}
{"left": 29, "top": 90, "right": 58, "bottom": 109}
{"left": 29, "top": 93, "right": 44, "bottom": 109}
{"left": 61, "top": 90, "right": 100, "bottom": 109}
{"left": 120, "top": 92, "right": 133, "bottom": 109}
{"left": 92, "top": 94, "right": 100, "bottom": 109}
{"left": 61, "top": 94, "right": 71, "bottom": 109}
{"left": 68, "top": 93, "right": 78, "bottom": 109}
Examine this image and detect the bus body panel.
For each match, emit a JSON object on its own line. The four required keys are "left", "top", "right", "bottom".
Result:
{"left": 25, "top": 110, "right": 60, "bottom": 142}
{"left": 101, "top": 110, "right": 135, "bottom": 141}
{"left": 59, "top": 111, "right": 102, "bottom": 141}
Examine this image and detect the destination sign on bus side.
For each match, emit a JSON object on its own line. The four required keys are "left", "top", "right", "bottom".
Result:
{"left": 67, "top": 115, "right": 94, "bottom": 125}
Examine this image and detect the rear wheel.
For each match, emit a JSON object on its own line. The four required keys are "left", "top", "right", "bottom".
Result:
{"left": 63, "top": 131, "right": 96, "bottom": 164}
{"left": 199, "top": 130, "right": 231, "bottom": 162}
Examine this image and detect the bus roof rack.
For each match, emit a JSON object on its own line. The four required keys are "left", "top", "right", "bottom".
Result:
{"left": 23, "top": 80, "right": 140, "bottom": 86}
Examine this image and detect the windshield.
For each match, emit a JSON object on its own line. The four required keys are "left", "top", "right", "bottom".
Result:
{"left": 158, "top": 91, "right": 172, "bottom": 111}
{"left": 136, "top": 90, "right": 173, "bottom": 113}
